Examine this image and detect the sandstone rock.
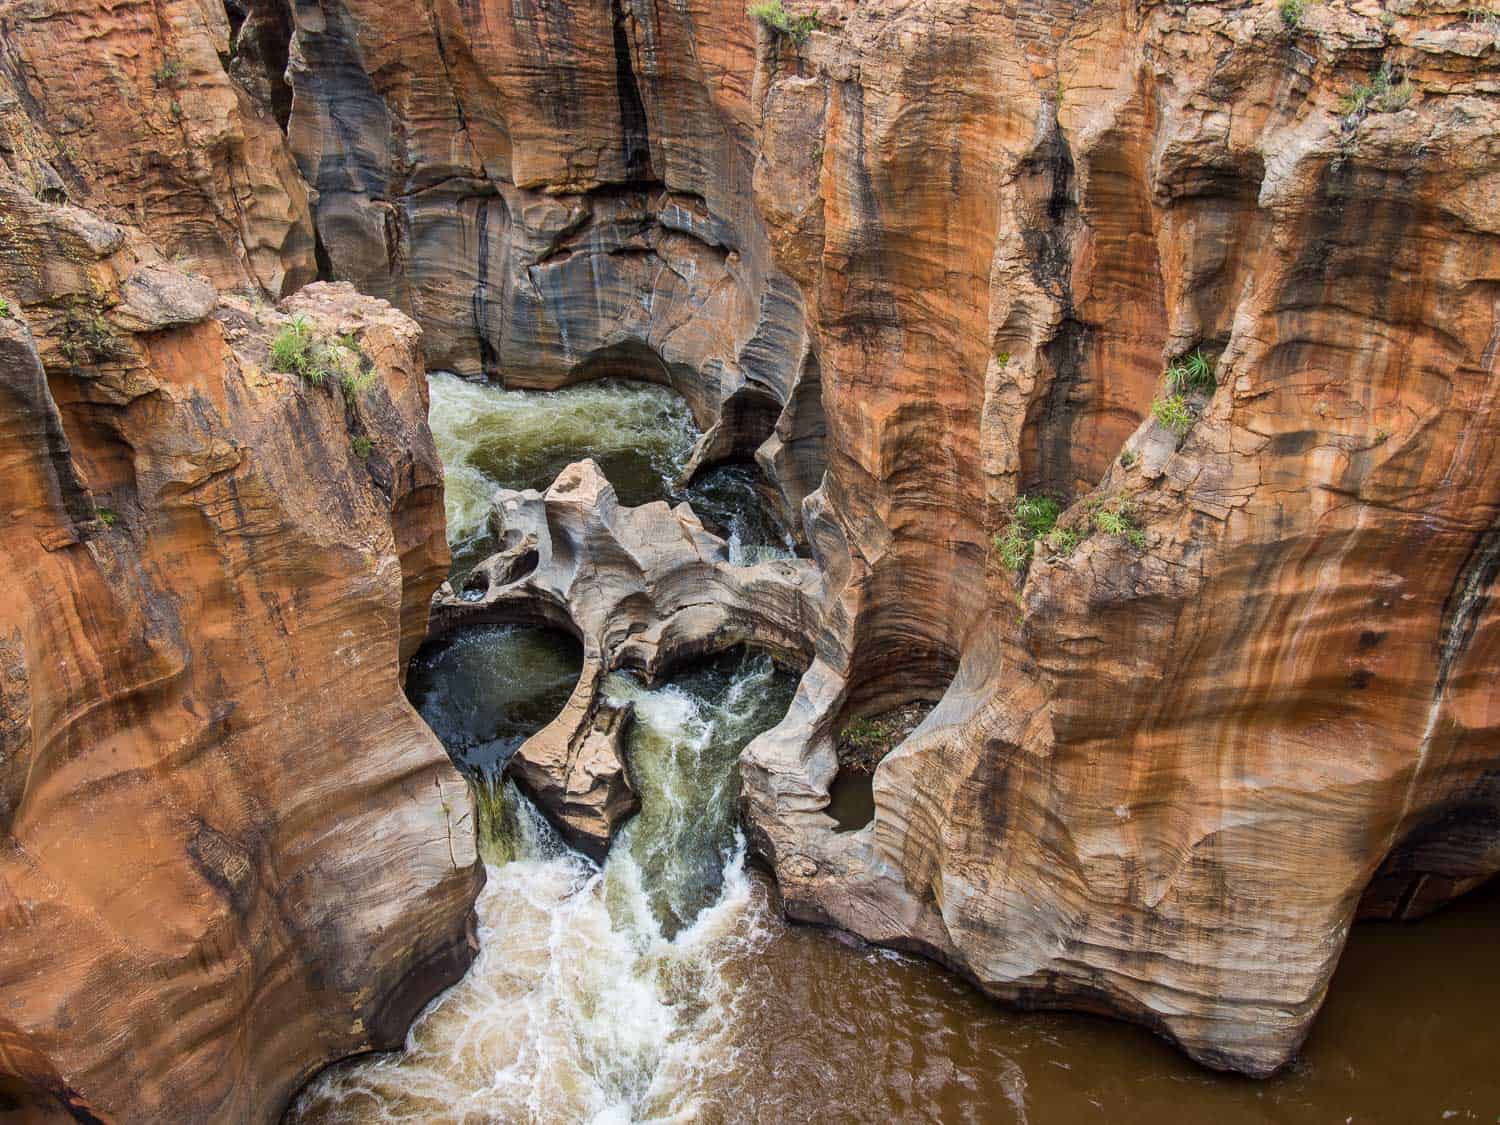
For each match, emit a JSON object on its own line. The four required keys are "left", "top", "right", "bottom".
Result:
{"left": 279, "top": 0, "right": 825, "bottom": 526}
{"left": 0, "top": 0, "right": 315, "bottom": 295}
{"left": 300, "top": 0, "right": 1500, "bottom": 1077}
{"left": 738, "top": 0, "right": 1500, "bottom": 1077}
{"left": 0, "top": 173, "right": 480, "bottom": 1120}
{"left": 432, "top": 459, "right": 819, "bottom": 855}
{"left": 8, "top": 0, "right": 1500, "bottom": 1090}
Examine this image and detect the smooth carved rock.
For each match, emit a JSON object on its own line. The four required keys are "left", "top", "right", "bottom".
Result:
{"left": 279, "top": 0, "right": 826, "bottom": 526}
{"left": 737, "top": 1, "right": 1500, "bottom": 1078}
{"left": 431, "top": 460, "right": 819, "bottom": 857}
{"left": 9, "top": 0, "right": 1500, "bottom": 1090}
{"left": 0, "top": 168, "right": 480, "bottom": 1120}
{"left": 264, "top": 0, "right": 1500, "bottom": 1078}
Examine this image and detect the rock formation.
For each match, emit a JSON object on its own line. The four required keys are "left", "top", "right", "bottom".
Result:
{"left": 431, "top": 459, "right": 819, "bottom": 856}
{"left": 3, "top": 0, "right": 1500, "bottom": 1104}
{"left": 0, "top": 0, "right": 315, "bottom": 295}
{"left": 278, "top": 0, "right": 821, "bottom": 521}
{"left": 0, "top": 153, "right": 480, "bottom": 1117}
{"left": 276, "top": 0, "right": 1500, "bottom": 1076}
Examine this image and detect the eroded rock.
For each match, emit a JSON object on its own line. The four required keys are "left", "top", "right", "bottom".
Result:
{"left": 432, "top": 459, "right": 819, "bottom": 856}
{"left": 0, "top": 171, "right": 479, "bottom": 1121}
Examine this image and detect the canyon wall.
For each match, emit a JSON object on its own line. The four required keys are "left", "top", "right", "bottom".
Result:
{"left": 0, "top": 25, "right": 482, "bottom": 1114}
{"left": 282, "top": 0, "right": 1500, "bottom": 1076}
{"left": 3, "top": 0, "right": 1499, "bottom": 1112}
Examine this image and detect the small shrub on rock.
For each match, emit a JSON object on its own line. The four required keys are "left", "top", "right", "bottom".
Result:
{"left": 1094, "top": 503, "right": 1148, "bottom": 550}
{"left": 270, "top": 316, "right": 372, "bottom": 398}
{"left": 994, "top": 494, "right": 1061, "bottom": 575}
{"left": 1166, "top": 349, "right": 1216, "bottom": 395}
{"left": 750, "top": 0, "right": 818, "bottom": 42}
{"left": 1152, "top": 393, "right": 1195, "bottom": 436}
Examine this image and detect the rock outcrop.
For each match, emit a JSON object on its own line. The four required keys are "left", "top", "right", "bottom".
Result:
{"left": 738, "top": 1, "right": 1500, "bottom": 1076}
{"left": 0, "top": 0, "right": 315, "bottom": 295}
{"left": 5, "top": 0, "right": 1500, "bottom": 1095}
{"left": 276, "top": 0, "right": 825, "bottom": 522}
{"left": 432, "top": 459, "right": 818, "bottom": 856}
{"left": 0, "top": 156, "right": 480, "bottom": 1118}
{"left": 279, "top": 0, "right": 1500, "bottom": 1076}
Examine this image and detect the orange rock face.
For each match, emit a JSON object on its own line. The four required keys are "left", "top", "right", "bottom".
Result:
{"left": 278, "top": 0, "right": 1500, "bottom": 1077}
{"left": 0, "top": 163, "right": 479, "bottom": 1119}
{"left": 4, "top": 0, "right": 1500, "bottom": 1107}
{"left": 741, "top": 1, "right": 1500, "bottom": 1076}
{"left": 0, "top": 0, "right": 316, "bottom": 295}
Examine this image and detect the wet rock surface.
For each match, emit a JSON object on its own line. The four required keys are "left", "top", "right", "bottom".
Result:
{"left": 431, "top": 459, "right": 819, "bottom": 856}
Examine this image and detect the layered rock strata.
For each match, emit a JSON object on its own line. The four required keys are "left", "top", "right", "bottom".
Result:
{"left": 737, "top": 1, "right": 1500, "bottom": 1076}
{"left": 431, "top": 459, "right": 819, "bottom": 856}
{"left": 278, "top": 0, "right": 823, "bottom": 522}
{"left": 3, "top": 0, "right": 1499, "bottom": 1094}
{"left": 295, "top": 0, "right": 1500, "bottom": 1076}
{"left": 0, "top": 0, "right": 315, "bottom": 295}
{"left": 0, "top": 160, "right": 480, "bottom": 1119}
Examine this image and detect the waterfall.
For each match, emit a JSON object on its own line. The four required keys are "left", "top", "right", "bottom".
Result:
{"left": 293, "top": 654, "right": 794, "bottom": 1124}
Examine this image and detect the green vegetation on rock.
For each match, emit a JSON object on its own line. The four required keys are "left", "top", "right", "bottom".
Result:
{"left": 60, "top": 301, "right": 125, "bottom": 365}
{"left": 1166, "top": 349, "right": 1216, "bottom": 395}
{"left": 270, "top": 315, "right": 374, "bottom": 399}
{"left": 749, "top": 1, "right": 818, "bottom": 42}
{"left": 1152, "top": 393, "right": 1195, "bottom": 436}
{"left": 1341, "top": 61, "right": 1414, "bottom": 119}
{"left": 994, "top": 494, "right": 1061, "bottom": 575}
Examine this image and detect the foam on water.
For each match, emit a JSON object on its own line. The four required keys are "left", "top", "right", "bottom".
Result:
{"left": 292, "top": 654, "right": 794, "bottom": 1125}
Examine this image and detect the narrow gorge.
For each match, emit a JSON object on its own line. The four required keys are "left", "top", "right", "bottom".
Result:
{"left": 1, "top": 0, "right": 1498, "bottom": 1120}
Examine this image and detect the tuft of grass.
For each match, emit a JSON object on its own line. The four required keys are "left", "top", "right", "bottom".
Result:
{"left": 1046, "top": 526, "right": 1082, "bottom": 557}
{"left": 749, "top": 0, "right": 819, "bottom": 42}
{"left": 269, "top": 316, "right": 371, "bottom": 394}
{"left": 1165, "top": 349, "right": 1216, "bottom": 395}
{"left": 0, "top": 297, "right": 11, "bottom": 318}
{"left": 1094, "top": 503, "right": 1147, "bottom": 549}
{"left": 153, "top": 57, "right": 182, "bottom": 87}
{"left": 96, "top": 506, "right": 117, "bottom": 527}
{"left": 1152, "top": 393, "right": 1196, "bottom": 436}
{"left": 352, "top": 435, "right": 373, "bottom": 460}
{"left": 994, "top": 494, "right": 1061, "bottom": 575}
{"left": 1119, "top": 449, "right": 1139, "bottom": 469}
{"left": 269, "top": 314, "right": 315, "bottom": 377}
{"left": 1279, "top": 0, "right": 1307, "bottom": 30}
{"left": 1341, "top": 61, "right": 1415, "bottom": 119}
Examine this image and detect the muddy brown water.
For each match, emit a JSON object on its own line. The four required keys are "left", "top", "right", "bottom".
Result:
{"left": 721, "top": 874, "right": 1500, "bottom": 1124}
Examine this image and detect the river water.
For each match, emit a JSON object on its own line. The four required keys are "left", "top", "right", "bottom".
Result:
{"left": 288, "top": 374, "right": 1499, "bottom": 1123}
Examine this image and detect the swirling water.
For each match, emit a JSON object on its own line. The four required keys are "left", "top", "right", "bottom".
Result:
{"left": 290, "top": 373, "right": 1500, "bottom": 1123}
{"left": 291, "top": 652, "right": 799, "bottom": 1124}
{"left": 427, "top": 373, "right": 791, "bottom": 581}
